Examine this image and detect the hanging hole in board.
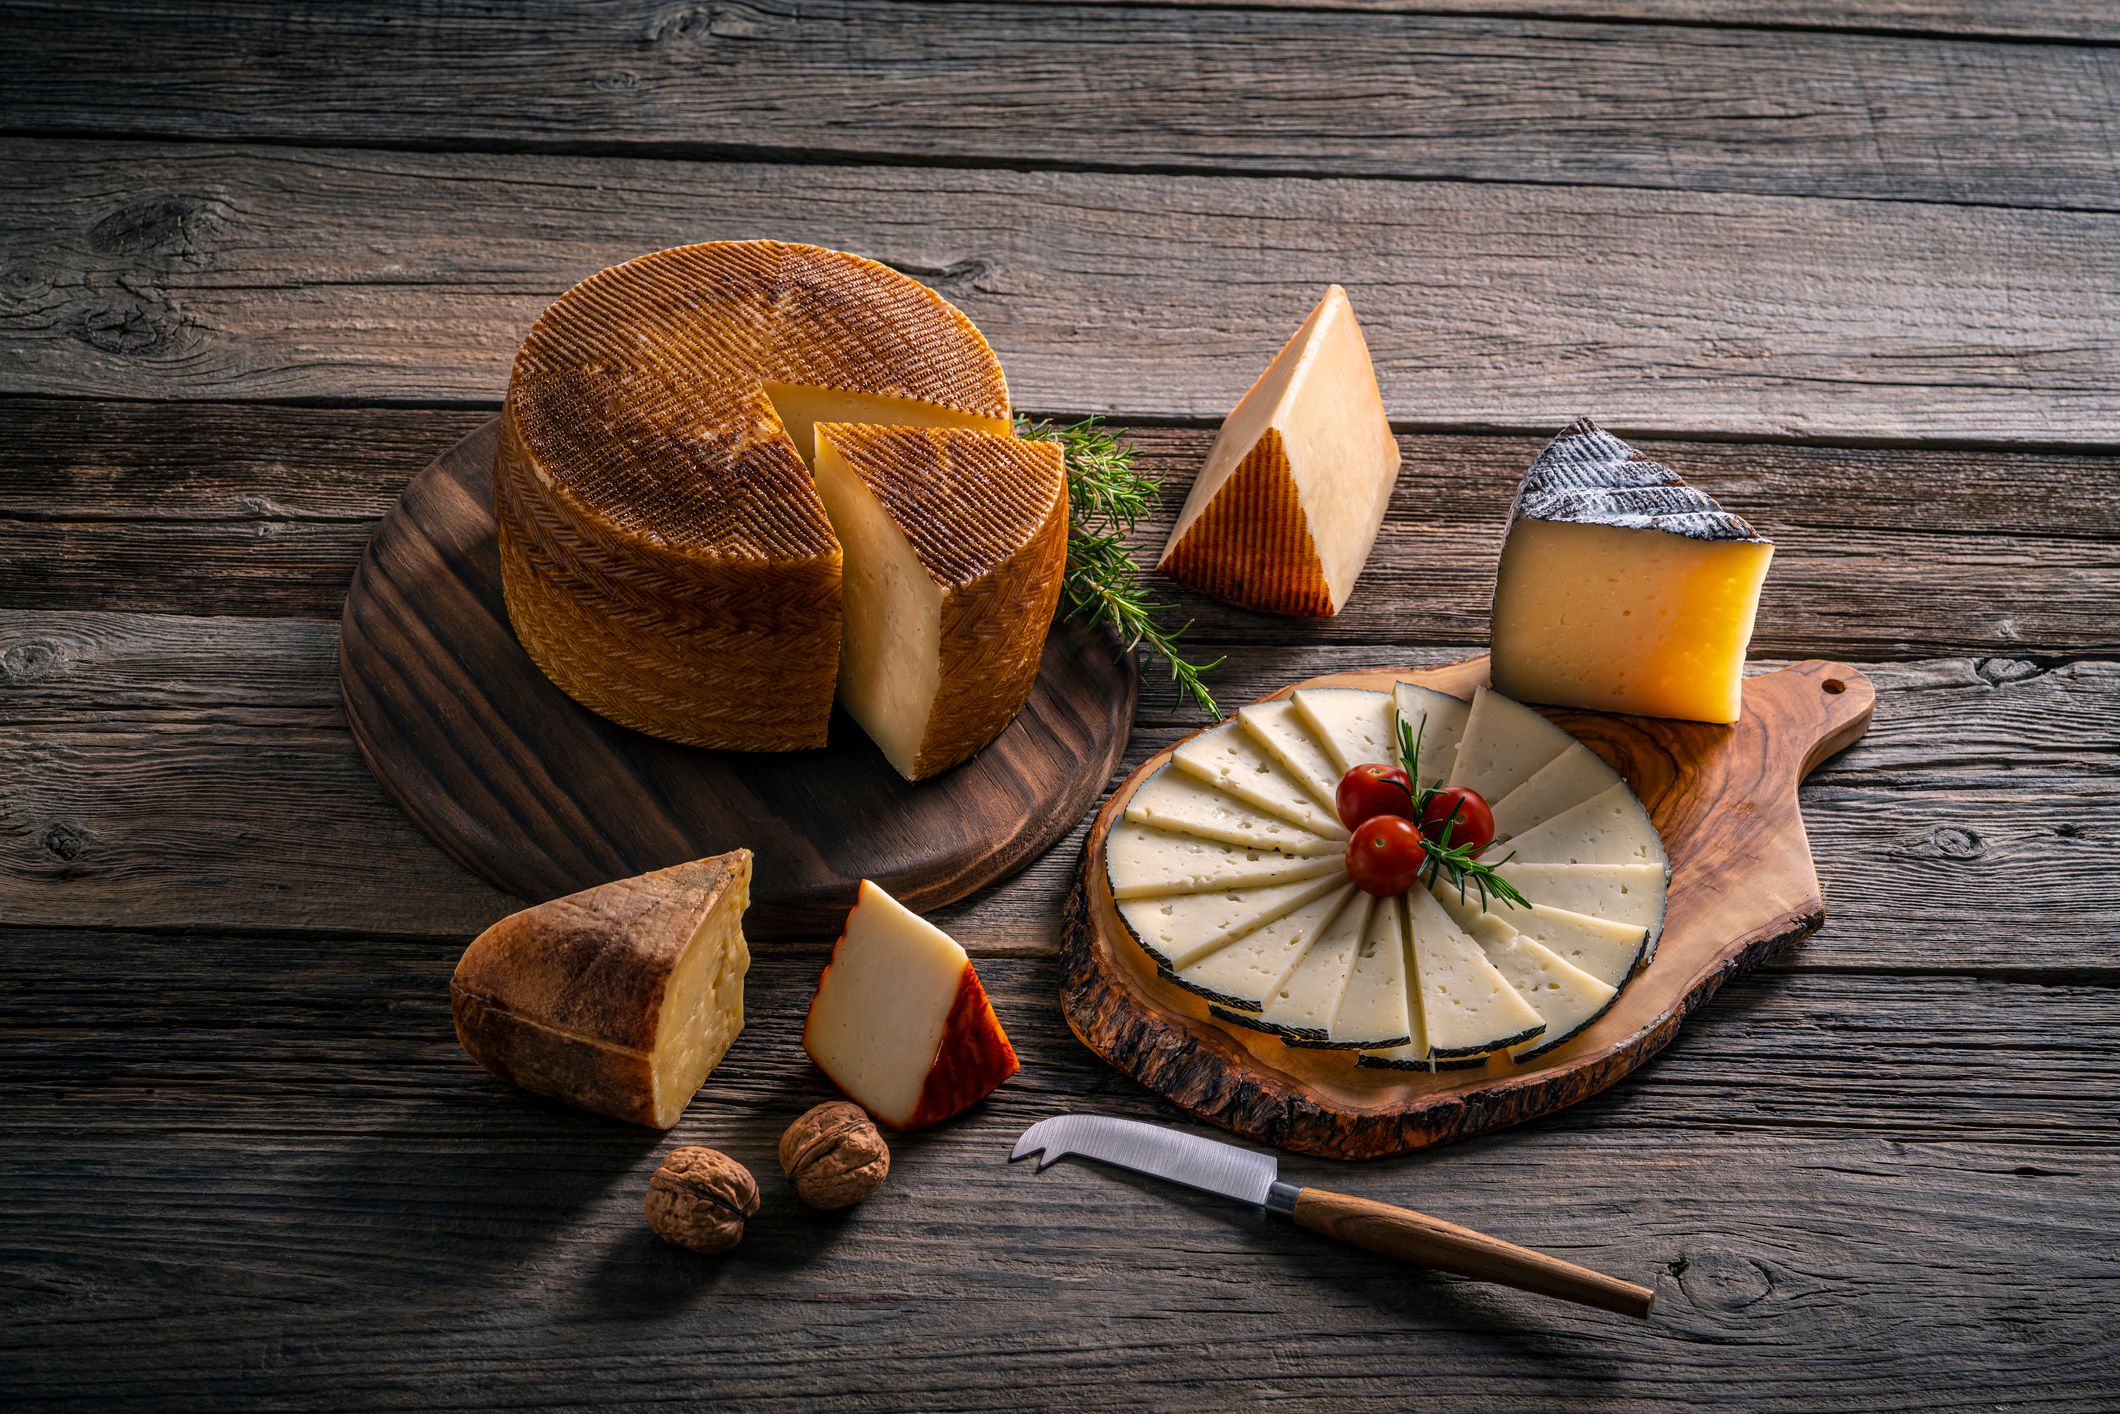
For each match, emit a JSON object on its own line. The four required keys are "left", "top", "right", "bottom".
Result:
{"left": 1822, "top": 679, "right": 1846, "bottom": 695}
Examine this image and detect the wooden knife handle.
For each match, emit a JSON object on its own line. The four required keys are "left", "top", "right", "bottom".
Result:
{"left": 1290, "top": 1186, "right": 1655, "bottom": 1318}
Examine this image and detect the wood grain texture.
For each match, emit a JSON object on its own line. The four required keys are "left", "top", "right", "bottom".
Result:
{"left": 6, "top": 145, "right": 2118, "bottom": 443}
{"left": 340, "top": 419, "right": 1135, "bottom": 935}
{"left": 1066, "top": 657, "right": 1875, "bottom": 1158}
{"left": 3, "top": 930, "right": 2115, "bottom": 1407}
{"left": 5, "top": 3, "right": 2118, "bottom": 208}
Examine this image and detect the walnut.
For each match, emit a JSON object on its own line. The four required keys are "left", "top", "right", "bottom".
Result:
{"left": 644, "top": 1146, "right": 758, "bottom": 1254}
{"left": 779, "top": 1101, "right": 891, "bottom": 1209}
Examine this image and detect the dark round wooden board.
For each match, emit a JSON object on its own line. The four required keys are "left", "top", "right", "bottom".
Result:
{"left": 1063, "top": 655, "right": 1874, "bottom": 1160}
{"left": 341, "top": 417, "right": 1138, "bottom": 937}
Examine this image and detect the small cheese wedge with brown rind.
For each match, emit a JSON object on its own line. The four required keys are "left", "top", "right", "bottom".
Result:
{"left": 451, "top": 850, "right": 752, "bottom": 1130}
{"left": 1170, "top": 885, "right": 1357, "bottom": 1010}
{"left": 1236, "top": 700, "right": 1344, "bottom": 810}
{"left": 1171, "top": 722, "right": 1345, "bottom": 836}
{"left": 803, "top": 881, "right": 1018, "bottom": 1130}
{"left": 1105, "top": 820, "right": 1345, "bottom": 899}
{"left": 1123, "top": 763, "right": 1343, "bottom": 856}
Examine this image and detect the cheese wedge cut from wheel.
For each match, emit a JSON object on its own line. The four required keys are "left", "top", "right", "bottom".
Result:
{"left": 1491, "top": 417, "right": 1774, "bottom": 724}
{"left": 1323, "top": 883, "right": 1416, "bottom": 1048}
{"left": 1478, "top": 900, "right": 1648, "bottom": 989}
{"left": 1501, "top": 782, "right": 1668, "bottom": 869}
{"left": 803, "top": 880, "right": 1018, "bottom": 1130}
{"left": 1393, "top": 683, "right": 1472, "bottom": 790}
{"left": 1236, "top": 700, "right": 1343, "bottom": 810}
{"left": 1447, "top": 687, "right": 1581, "bottom": 803}
{"left": 1432, "top": 887, "right": 1617, "bottom": 1058}
{"left": 1123, "top": 764, "right": 1343, "bottom": 856}
{"left": 495, "top": 241, "right": 1012, "bottom": 751}
{"left": 1169, "top": 884, "right": 1355, "bottom": 1010}
{"left": 1493, "top": 862, "right": 1668, "bottom": 951}
{"left": 1489, "top": 742, "right": 1628, "bottom": 843}
{"left": 1292, "top": 687, "right": 1398, "bottom": 775}
{"left": 813, "top": 423, "right": 1066, "bottom": 780}
{"left": 1118, "top": 874, "right": 1347, "bottom": 971}
{"left": 451, "top": 850, "right": 752, "bottom": 1130}
{"left": 1403, "top": 885, "right": 1546, "bottom": 1058}
{"left": 1218, "top": 889, "right": 1373, "bottom": 1043}
{"left": 1157, "top": 285, "right": 1400, "bottom": 616}
{"left": 1170, "top": 723, "right": 1347, "bottom": 836}
{"left": 1105, "top": 820, "right": 1346, "bottom": 899}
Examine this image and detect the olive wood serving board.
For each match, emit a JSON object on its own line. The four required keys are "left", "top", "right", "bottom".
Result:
{"left": 1062, "top": 656, "right": 1873, "bottom": 1159}
{"left": 341, "top": 418, "right": 1137, "bottom": 937}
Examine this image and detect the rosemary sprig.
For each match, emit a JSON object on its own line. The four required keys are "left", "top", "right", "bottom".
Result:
{"left": 1391, "top": 704, "right": 1530, "bottom": 910}
{"left": 1018, "top": 415, "right": 1223, "bottom": 718}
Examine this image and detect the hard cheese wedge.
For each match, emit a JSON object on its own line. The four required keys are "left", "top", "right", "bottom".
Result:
{"left": 1434, "top": 887, "right": 1617, "bottom": 1059}
{"left": 451, "top": 850, "right": 752, "bottom": 1129}
{"left": 1292, "top": 687, "right": 1398, "bottom": 775}
{"left": 1171, "top": 722, "right": 1346, "bottom": 836}
{"left": 1489, "top": 742, "right": 1627, "bottom": 844}
{"left": 1158, "top": 285, "right": 1400, "bottom": 616}
{"left": 1404, "top": 885, "right": 1546, "bottom": 1058}
{"left": 1105, "top": 820, "right": 1345, "bottom": 899}
{"left": 1447, "top": 687, "right": 1581, "bottom": 803}
{"left": 1123, "top": 763, "right": 1342, "bottom": 856}
{"left": 803, "top": 880, "right": 1019, "bottom": 1130}
{"left": 1491, "top": 417, "right": 1774, "bottom": 724}
{"left": 813, "top": 423, "right": 1067, "bottom": 780}
{"left": 1236, "top": 700, "right": 1344, "bottom": 810}
{"left": 1171, "top": 885, "right": 1357, "bottom": 1010}
{"left": 1393, "top": 683, "right": 1472, "bottom": 789}
{"left": 1502, "top": 782, "right": 1668, "bottom": 869}
{"left": 1118, "top": 874, "right": 1348, "bottom": 971}
{"left": 1220, "top": 889, "right": 1373, "bottom": 1044}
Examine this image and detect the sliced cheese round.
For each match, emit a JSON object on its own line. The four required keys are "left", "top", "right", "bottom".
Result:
{"left": 496, "top": 240, "right": 1011, "bottom": 750}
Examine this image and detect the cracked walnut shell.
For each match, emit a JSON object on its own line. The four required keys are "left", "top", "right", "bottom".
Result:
{"left": 644, "top": 1146, "right": 759, "bottom": 1254}
{"left": 779, "top": 1101, "right": 891, "bottom": 1209}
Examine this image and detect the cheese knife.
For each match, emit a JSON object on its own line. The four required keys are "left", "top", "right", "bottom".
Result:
{"left": 1011, "top": 1114, "right": 1654, "bottom": 1318}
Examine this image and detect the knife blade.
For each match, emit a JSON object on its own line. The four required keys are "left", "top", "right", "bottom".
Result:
{"left": 1011, "top": 1113, "right": 1654, "bottom": 1319}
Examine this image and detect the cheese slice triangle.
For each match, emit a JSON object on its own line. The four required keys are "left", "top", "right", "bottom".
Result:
{"left": 1236, "top": 700, "right": 1344, "bottom": 810}
{"left": 1493, "top": 862, "right": 1668, "bottom": 960}
{"left": 1404, "top": 885, "right": 1546, "bottom": 1058}
{"left": 1158, "top": 285, "right": 1400, "bottom": 617}
{"left": 1393, "top": 683, "right": 1472, "bottom": 791}
{"left": 1227, "top": 888, "right": 1373, "bottom": 1042}
{"left": 1501, "top": 782, "right": 1668, "bottom": 869}
{"left": 1171, "top": 722, "right": 1347, "bottom": 836}
{"left": 1489, "top": 742, "right": 1627, "bottom": 843}
{"left": 1325, "top": 883, "right": 1415, "bottom": 1048}
{"left": 1485, "top": 901, "right": 1649, "bottom": 987}
{"left": 1292, "top": 687, "right": 1398, "bottom": 775}
{"left": 1432, "top": 885, "right": 1617, "bottom": 1058}
{"left": 1117, "top": 874, "right": 1347, "bottom": 971}
{"left": 1447, "top": 687, "right": 1582, "bottom": 803}
{"left": 1171, "top": 884, "right": 1357, "bottom": 1010}
{"left": 1123, "top": 763, "right": 1342, "bottom": 856}
{"left": 1105, "top": 820, "right": 1346, "bottom": 899}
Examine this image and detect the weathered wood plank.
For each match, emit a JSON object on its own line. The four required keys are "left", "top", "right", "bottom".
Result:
{"left": 5, "top": 144, "right": 2116, "bottom": 442}
{"left": 4, "top": 403, "right": 2114, "bottom": 655}
{"left": 2, "top": 932, "right": 2115, "bottom": 1406}
{"left": 5, "top": 3, "right": 2118, "bottom": 209}
{"left": 3, "top": 619, "right": 2113, "bottom": 977}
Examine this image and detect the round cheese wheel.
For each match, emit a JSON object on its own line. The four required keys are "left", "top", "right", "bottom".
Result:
{"left": 495, "top": 241, "right": 1012, "bottom": 750}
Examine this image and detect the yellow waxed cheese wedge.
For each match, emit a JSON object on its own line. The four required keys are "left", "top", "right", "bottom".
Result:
{"left": 1236, "top": 700, "right": 1345, "bottom": 810}
{"left": 1404, "top": 885, "right": 1546, "bottom": 1058}
{"left": 1501, "top": 782, "right": 1668, "bottom": 870}
{"left": 1116, "top": 874, "right": 1348, "bottom": 971}
{"left": 1171, "top": 722, "right": 1346, "bottom": 836}
{"left": 1490, "top": 417, "right": 1774, "bottom": 725}
{"left": 1105, "top": 820, "right": 1347, "bottom": 899}
{"left": 1292, "top": 687, "right": 1398, "bottom": 776}
{"left": 1158, "top": 286, "right": 1401, "bottom": 617}
{"left": 1172, "top": 885, "right": 1357, "bottom": 1011}
{"left": 1393, "top": 683, "right": 1472, "bottom": 790}
{"left": 1123, "top": 764, "right": 1343, "bottom": 856}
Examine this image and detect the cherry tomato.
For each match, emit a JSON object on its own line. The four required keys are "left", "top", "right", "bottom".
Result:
{"left": 1418, "top": 786, "right": 1495, "bottom": 855}
{"left": 1346, "top": 814, "right": 1427, "bottom": 897}
{"left": 1335, "top": 762, "right": 1415, "bottom": 832}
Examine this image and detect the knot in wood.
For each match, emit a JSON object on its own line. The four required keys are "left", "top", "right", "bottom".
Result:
{"left": 1, "top": 639, "right": 62, "bottom": 684}
{"left": 1674, "top": 1247, "right": 1774, "bottom": 1311}
{"left": 779, "top": 1101, "right": 890, "bottom": 1209}
{"left": 644, "top": 1146, "right": 758, "bottom": 1254}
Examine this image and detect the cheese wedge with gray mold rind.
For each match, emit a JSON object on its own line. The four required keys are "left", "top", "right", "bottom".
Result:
{"left": 1171, "top": 722, "right": 1346, "bottom": 836}
{"left": 1123, "top": 764, "right": 1343, "bottom": 855}
{"left": 1236, "top": 699, "right": 1345, "bottom": 810}
{"left": 1392, "top": 683, "right": 1473, "bottom": 790}
{"left": 1488, "top": 742, "right": 1628, "bottom": 843}
{"left": 1169, "top": 884, "right": 1357, "bottom": 1010}
{"left": 1500, "top": 783, "right": 1667, "bottom": 870}
{"left": 1447, "top": 687, "right": 1581, "bottom": 803}
{"left": 1291, "top": 687, "right": 1398, "bottom": 775}
{"left": 1117, "top": 874, "right": 1347, "bottom": 972}
{"left": 1105, "top": 820, "right": 1346, "bottom": 899}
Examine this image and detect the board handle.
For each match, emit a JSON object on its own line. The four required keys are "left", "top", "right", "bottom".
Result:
{"left": 1287, "top": 1186, "right": 1655, "bottom": 1318}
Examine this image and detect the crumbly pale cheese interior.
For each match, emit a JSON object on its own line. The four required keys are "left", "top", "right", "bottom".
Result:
{"left": 1158, "top": 285, "right": 1400, "bottom": 616}
{"left": 805, "top": 883, "right": 969, "bottom": 1125}
{"left": 650, "top": 892, "right": 752, "bottom": 1126}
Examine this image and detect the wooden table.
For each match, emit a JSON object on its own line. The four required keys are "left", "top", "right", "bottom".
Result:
{"left": 4, "top": 3, "right": 2116, "bottom": 1406}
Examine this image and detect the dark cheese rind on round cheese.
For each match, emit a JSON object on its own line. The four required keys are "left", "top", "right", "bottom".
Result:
{"left": 1512, "top": 417, "right": 1769, "bottom": 544}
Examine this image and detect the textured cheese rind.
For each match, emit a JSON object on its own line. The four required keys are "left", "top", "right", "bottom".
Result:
{"left": 1489, "top": 743, "right": 1627, "bottom": 843}
{"left": 1221, "top": 889, "right": 1373, "bottom": 1043}
{"left": 1291, "top": 687, "right": 1397, "bottom": 776}
{"left": 813, "top": 424, "right": 1066, "bottom": 780}
{"left": 1501, "top": 782, "right": 1669, "bottom": 870}
{"left": 496, "top": 241, "right": 1011, "bottom": 750}
{"left": 1116, "top": 874, "right": 1347, "bottom": 972}
{"left": 1236, "top": 700, "right": 1344, "bottom": 810}
{"left": 1404, "top": 885, "right": 1546, "bottom": 1058}
{"left": 451, "top": 851, "right": 752, "bottom": 1130}
{"left": 1393, "top": 684, "right": 1472, "bottom": 790}
{"left": 1170, "top": 724, "right": 1348, "bottom": 836}
{"left": 1123, "top": 765, "right": 1342, "bottom": 855}
{"left": 1435, "top": 894, "right": 1618, "bottom": 1060}
{"left": 1494, "top": 862, "right": 1668, "bottom": 953}
{"left": 1447, "top": 687, "right": 1582, "bottom": 803}
{"left": 1169, "top": 885, "right": 1355, "bottom": 1010}
{"left": 1104, "top": 820, "right": 1346, "bottom": 899}
{"left": 1484, "top": 901, "right": 1649, "bottom": 990}
{"left": 1158, "top": 286, "right": 1400, "bottom": 617}
{"left": 1491, "top": 417, "right": 1773, "bottom": 725}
